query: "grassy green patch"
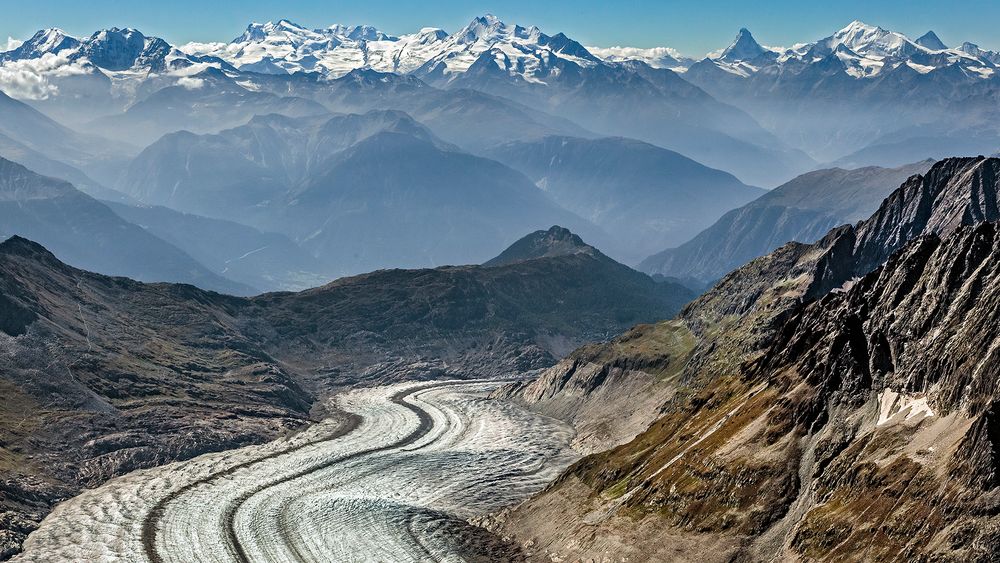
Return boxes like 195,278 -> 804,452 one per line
602,477 -> 630,499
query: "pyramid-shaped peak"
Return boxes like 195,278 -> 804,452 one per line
5,28 -> 80,58
273,19 -> 307,30
916,31 -> 948,51
31,28 -> 73,44
720,27 -> 766,62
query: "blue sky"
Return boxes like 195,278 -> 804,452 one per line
4,1 -> 998,56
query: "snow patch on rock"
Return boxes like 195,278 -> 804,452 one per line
877,389 -> 935,426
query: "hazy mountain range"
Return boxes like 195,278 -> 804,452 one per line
2,10 -> 1000,563
487,136 -> 764,260
0,17 -> 815,186
4,16 -> 994,178
641,159 -> 935,282
0,157 -> 251,293
0,14 -> 995,292
116,110 -> 608,276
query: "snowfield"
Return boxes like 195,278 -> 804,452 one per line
14,381 -> 578,562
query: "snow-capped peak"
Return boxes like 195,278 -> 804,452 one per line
183,18 -> 452,77
416,28 -> 449,42
821,20 -> 916,58
457,14 -> 507,44
75,27 -> 184,72
719,28 -> 767,62
1,28 -> 80,60
586,45 -> 687,69
237,22 -> 268,43
915,31 -> 947,51
32,28 -> 75,52
325,24 -> 396,42
411,14 -> 601,82
957,42 -> 1000,64
93,27 -> 141,39
235,20 -> 314,43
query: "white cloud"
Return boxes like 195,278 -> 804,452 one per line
4,37 -> 23,52
589,45 -> 683,59
177,76 -> 205,89
179,41 -> 228,56
0,52 -> 90,100
587,45 -> 689,68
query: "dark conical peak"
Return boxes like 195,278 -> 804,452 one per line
720,27 -> 766,62
916,30 -> 948,51
484,226 -> 596,267
0,235 -> 57,260
540,32 -> 600,62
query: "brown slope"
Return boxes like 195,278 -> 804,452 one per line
496,156 -> 1000,561
0,236 -> 311,559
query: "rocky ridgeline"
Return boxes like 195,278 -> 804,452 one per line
498,157 -> 1000,561
640,161 -> 933,284
810,156 -> 1000,296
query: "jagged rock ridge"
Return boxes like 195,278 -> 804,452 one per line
495,157 -> 1000,561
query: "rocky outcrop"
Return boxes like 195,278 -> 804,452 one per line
483,225 -> 594,267
810,156 -> 1000,295
498,233 -> 823,450
493,321 -> 698,452
0,236 -> 312,558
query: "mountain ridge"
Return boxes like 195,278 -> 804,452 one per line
491,156 -> 1000,562
117,109 -> 610,277
1,16 -> 817,186
641,160 -> 934,282
487,135 -> 765,260
0,157 -> 252,294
